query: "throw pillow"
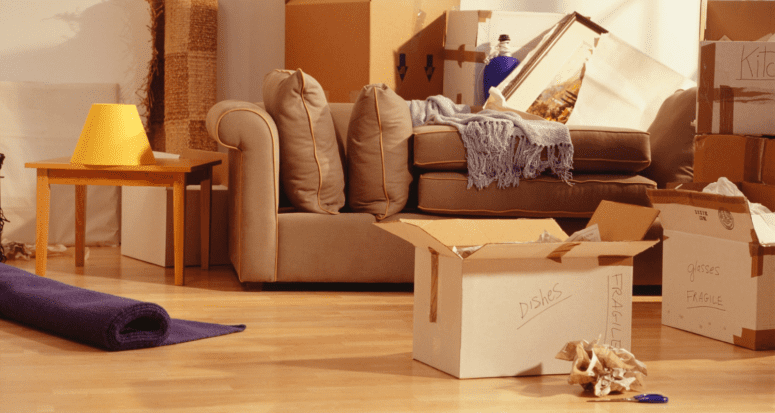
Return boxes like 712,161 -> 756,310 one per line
641,87 -> 697,188
347,84 -> 413,219
262,69 -> 345,214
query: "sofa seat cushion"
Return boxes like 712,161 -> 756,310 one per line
413,124 -> 651,174
417,172 -> 656,218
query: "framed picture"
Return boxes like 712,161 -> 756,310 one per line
497,12 -> 607,122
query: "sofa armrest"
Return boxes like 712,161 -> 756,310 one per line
206,100 -> 279,282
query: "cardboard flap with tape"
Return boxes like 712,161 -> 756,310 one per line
376,201 -> 658,262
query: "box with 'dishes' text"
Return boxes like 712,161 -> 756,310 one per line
376,201 -> 659,378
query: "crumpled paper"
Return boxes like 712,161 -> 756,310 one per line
534,224 -> 601,244
555,338 -> 647,397
701,177 -> 772,215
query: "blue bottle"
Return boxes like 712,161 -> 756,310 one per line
483,34 -> 520,102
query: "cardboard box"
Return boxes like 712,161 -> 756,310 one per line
697,1 -> 775,136
442,10 -> 564,106
286,0 -> 459,103
121,151 -> 229,268
375,201 -> 659,378
693,134 -> 768,183
649,183 -> 775,350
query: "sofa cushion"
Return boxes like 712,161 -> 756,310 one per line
413,124 -> 651,173
262,69 -> 345,214
347,84 -> 413,219
417,171 -> 656,218
641,87 -> 697,188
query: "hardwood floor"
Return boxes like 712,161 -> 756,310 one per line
2,247 -> 774,412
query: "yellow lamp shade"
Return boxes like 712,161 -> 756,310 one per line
70,104 -> 156,166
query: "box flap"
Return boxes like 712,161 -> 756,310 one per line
375,218 -> 568,257
648,188 -> 757,243
586,200 -> 659,241
395,218 -> 568,245
466,240 -> 658,260
375,221 -> 458,257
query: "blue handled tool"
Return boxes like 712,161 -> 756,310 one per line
588,394 -> 669,403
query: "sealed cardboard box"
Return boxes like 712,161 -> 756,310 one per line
649,183 -> 775,350
693,134 -> 768,183
286,0 -> 459,103
375,201 -> 658,378
442,10 -> 563,106
697,1 -> 775,135
121,151 -> 229,268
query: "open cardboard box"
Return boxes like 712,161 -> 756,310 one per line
375,201 -> 659,378
648,182 -> 775,350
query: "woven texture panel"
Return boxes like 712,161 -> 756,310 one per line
163,0 -> 218,153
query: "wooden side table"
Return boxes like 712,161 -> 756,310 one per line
25,157 -> 221,286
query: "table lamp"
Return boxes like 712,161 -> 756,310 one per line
70,104 -> 156,165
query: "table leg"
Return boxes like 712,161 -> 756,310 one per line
173,175 -> 186,286
35,169 -> 51,276
200,169 -> 212,270
75,185 -> 86,267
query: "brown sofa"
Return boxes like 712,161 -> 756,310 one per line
205,77 -> 696,286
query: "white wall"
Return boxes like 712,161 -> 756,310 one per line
458,0 -> 701,80
0,0 -> 152,246
217,0 -> 284,103
0,0 -> 153,110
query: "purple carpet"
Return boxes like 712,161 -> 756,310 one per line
0,263 -> 245,351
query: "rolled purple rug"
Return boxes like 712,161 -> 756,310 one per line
0,263 -> 245,351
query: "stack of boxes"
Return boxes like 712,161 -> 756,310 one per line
648,0 -> 775,350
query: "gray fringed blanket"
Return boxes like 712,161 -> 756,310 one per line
409,96 -> 573,189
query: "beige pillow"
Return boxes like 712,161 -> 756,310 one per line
347,84 -> 413,219
641,87 -> 697,188
262,69 -> 345,214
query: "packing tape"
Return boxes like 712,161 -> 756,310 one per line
697,43 -> 716,134
647,189 -> 749,214
444,45 -> 486,68
412,0 -> 426,37
748,243 -> 775,277
598,256 -> 633,267
429,247 -> 439,323
733,327 -> 775,351
546,242 -> 579,263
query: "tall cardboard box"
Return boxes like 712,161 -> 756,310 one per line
376,201 -> 658,378
286,0 -> 459,103
697,0 -> 775,135
442,10 -> 564,106
649,183 -> 775,350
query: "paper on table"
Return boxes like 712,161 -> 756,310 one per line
556,337 -> 648,397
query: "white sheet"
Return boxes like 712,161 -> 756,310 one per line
0,81 -> 121,246
566,33 -> 696,131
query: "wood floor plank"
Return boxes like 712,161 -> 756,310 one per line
1,247 -> 774,412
